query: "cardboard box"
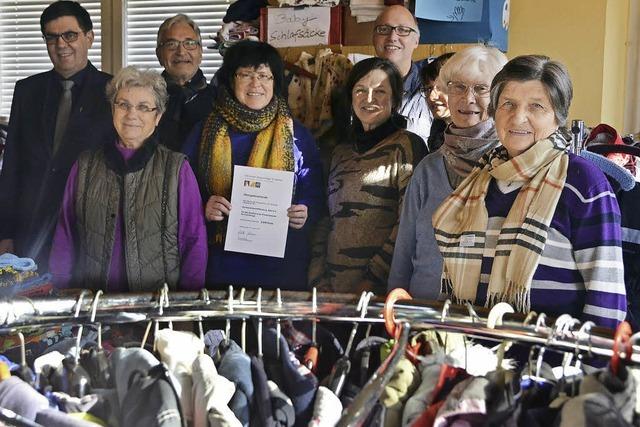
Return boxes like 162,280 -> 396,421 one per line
342,6 -> 376,46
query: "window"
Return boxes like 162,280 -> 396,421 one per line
124,0 -> 230,80
0,1 -> 102,117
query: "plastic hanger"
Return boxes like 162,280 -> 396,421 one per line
611,320 -> 633,378
384,288 -> 423,362
487,302 -> 515,369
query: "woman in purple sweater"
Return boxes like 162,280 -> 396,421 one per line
49,66 -> 207,292
433,55 -> 626,329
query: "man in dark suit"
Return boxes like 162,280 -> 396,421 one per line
0,1 -> 113,266
156,14 -> 215,151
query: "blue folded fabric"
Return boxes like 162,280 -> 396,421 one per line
0,253 -> 37,272
580,150 -> 637,191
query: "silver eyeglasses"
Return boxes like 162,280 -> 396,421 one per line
114,101 -> 158,114
447,81 -> 491,97
159,39 -> 201,50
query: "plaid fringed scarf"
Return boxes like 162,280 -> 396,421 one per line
432,132 -> 570,313
198,86 -> 295,243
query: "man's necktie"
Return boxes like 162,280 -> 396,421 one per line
52,79 -> 75,154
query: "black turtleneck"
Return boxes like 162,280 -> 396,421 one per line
352,114 -> 407,154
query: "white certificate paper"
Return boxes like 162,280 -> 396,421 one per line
224,165 -> 294,258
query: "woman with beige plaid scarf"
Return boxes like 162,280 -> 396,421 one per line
432,55 -> 626,329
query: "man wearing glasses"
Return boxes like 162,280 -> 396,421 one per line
156,14 -> 215,152
0,1 -> 112,265
373,5 -> 432,144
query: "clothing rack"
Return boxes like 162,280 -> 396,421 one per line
0,288 -> 639,426
0,289 -> 635,361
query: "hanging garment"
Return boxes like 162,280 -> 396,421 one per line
268,380 -> 296,427
119,363 -> 184,427
251,355 -> 276,427
381,357 -> 421,427
432,376 -> 491,426
156,329 -> 205,424
0,376 -> 49,421
308,385 -> 342,427
110,347 -> 163,406
51,390 -> 115,427
191,353 -> 241,427
555,364 -> 637,426
34,409 -> 102,427
263,328 -> 318,426
221,341 -> 254,427
287,49 -> 352,136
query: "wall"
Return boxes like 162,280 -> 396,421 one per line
508,0 -> 629,130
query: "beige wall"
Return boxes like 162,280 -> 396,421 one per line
508,0 -> 629,129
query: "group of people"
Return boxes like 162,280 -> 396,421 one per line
0,1 -> 630,330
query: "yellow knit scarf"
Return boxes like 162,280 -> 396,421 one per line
198,87 -> 295,243
432,132 -> 569,312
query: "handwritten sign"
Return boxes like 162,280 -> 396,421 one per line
416,0 -> 484,22
267,6 -> 331,47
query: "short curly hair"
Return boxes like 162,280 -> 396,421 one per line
106,66 -> 168,115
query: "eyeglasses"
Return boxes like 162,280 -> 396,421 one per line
43,31 -> 83,44
373,25 -> 417,37
235,71 -> 274,83
159,39 -> 201,50
447,81 -> 491,97
420,85 -> 436,97
114,101 -> 158,114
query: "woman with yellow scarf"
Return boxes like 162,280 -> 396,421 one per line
183,40 -> 324,290
433,55 -> 626,329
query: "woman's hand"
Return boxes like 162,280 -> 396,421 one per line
287,204 -> 308,229
205,196 -> 232,222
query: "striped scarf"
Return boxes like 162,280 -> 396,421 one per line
198,86 -> 294,243
432,132 -> 569,312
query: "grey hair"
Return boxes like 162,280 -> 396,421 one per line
106,66 -> 168,115
488,55 -> 573,126
156,13 -> 202,47
437,45 -> 508,92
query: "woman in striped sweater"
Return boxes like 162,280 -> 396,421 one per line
432,55 -> 626,329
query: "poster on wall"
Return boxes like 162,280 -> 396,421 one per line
266,6 -> 331,48
417,0 -> 509,52
416,0 -> 484,22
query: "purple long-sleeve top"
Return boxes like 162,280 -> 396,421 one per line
49,143 -> 207,291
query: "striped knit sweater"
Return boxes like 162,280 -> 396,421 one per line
309,122 -> 426,294
453,153 -> 626,329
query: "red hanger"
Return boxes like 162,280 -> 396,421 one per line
611,320 -> 632,377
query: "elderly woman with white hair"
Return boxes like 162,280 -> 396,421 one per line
49,66 -> 207,292
388,45 -> 508,299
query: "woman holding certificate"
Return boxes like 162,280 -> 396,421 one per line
183,40 -> 324,290
308,57 -> 427,295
